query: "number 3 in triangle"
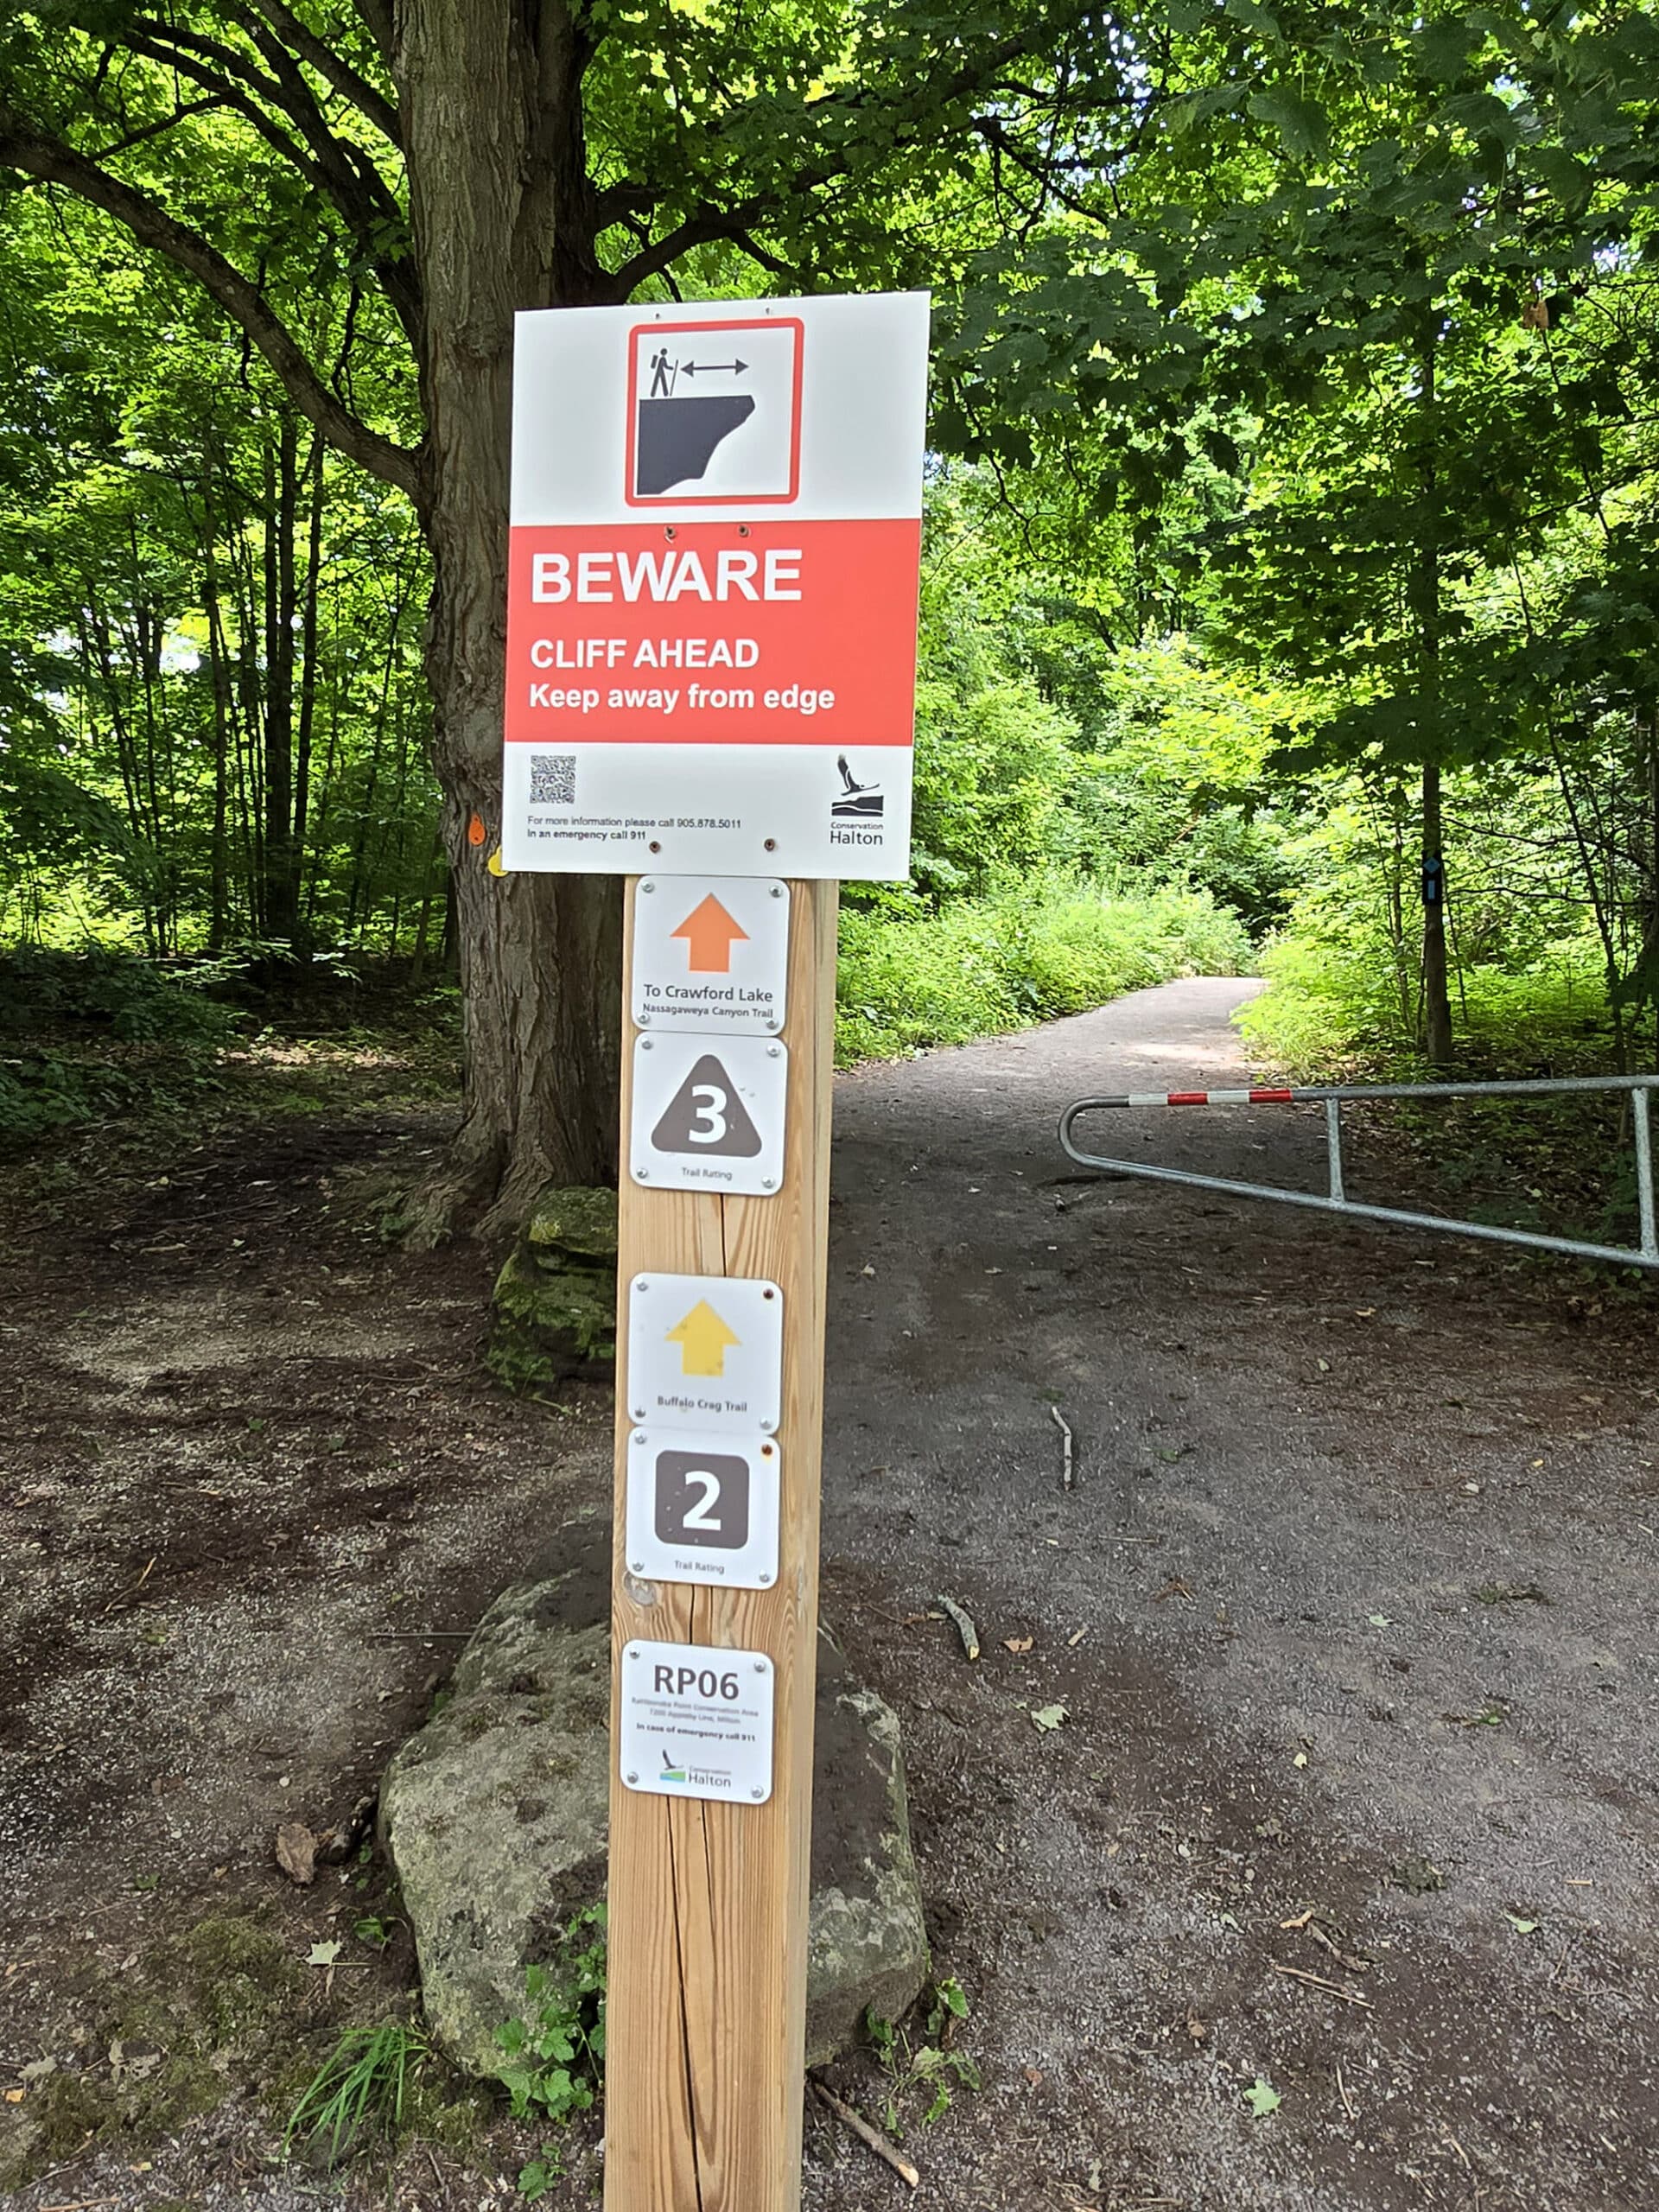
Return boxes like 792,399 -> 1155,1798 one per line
651,1052 -> 762,1157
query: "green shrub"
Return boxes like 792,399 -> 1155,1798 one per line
836,880 -> 1249,1064
0,946 -> 236,1149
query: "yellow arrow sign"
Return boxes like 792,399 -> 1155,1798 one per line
665,1300 -> 741,1377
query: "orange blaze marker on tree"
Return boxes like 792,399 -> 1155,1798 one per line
467,811 -> 487,846
671,893 -> 748,973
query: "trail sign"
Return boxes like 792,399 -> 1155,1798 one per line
630,1034 -> 787,1192
502,290 -> 928,880
619,1640 -> 775,1805
632,875 -> 790,1033
626,1430 -> 781,1589
626,1271 -> 784,1431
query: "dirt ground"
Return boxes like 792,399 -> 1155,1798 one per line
3,978 -> 1657,2211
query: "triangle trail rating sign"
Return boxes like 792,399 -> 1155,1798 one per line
630,1033 -> 786,1193
652,1052 -> 764,1157
632,875 -> 790,1034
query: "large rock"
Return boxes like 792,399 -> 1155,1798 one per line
486,1185 -> 618,1393
380,1529 -> 928,2075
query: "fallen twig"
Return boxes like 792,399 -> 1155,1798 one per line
1269,1961 -> 1374,2010
100,1555 -> 156,1616
1051,1403 -> 1075,1491
1336,2062 -> 1357,2120
936,1593 -> 979,1662
809,2078 -> 919,2188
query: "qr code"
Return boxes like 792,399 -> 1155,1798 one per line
530,753 -> 577,805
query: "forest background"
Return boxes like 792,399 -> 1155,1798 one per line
3,0 -> 1658,1242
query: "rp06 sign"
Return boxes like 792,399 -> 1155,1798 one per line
502,292 -> 928,882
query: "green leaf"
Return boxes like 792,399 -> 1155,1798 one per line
1247,90 -> 1330,161
1243,2075 -> 1282,2118
1029,1704 -> 1069,1732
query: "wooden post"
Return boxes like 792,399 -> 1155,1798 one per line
605,875 -> 839,2212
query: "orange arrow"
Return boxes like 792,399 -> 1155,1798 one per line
671,893 -> 748,974
665,1300 -> 742,1377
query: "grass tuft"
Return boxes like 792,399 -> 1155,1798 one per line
284,2018 -> 429,2166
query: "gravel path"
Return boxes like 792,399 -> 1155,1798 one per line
810,977 -> 1659,2212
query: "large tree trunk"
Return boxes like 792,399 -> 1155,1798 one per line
1414,312 -> 1454,1069
395,0 -> 622,1241
1421,760 -> 1453,1067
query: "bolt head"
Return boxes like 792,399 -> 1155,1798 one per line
642,880 -> 656,893
761,1177 -> 775,1191
636,1166 -> 651,1179
769,884 -> 783,898
759,1572 -> 773,1584
751,1787 -> 765,1800
626,1771 -> 639,1784
767,1044 -> 782,1058
640,1038 -> 653,1050
629,1560 -> 645,1573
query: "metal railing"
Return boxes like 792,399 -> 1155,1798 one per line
1058,1073 -> 1659,1273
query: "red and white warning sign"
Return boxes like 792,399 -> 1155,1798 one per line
501,292 -> 928,881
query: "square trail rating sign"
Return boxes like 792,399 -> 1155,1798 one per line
630,1033 -> 787,1194
501,290 -> 928,880
632,875 -> 790,1034
626,1272 -> 784,1433
620,1640 -> 774,1804
626,1429 -> 781,1589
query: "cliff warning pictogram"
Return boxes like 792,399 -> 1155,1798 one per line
626,316 -> 803,504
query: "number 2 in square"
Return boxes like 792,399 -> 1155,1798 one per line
655,1449 -> 750,1550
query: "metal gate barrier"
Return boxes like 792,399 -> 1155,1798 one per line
1058,1073 -> 1659,1273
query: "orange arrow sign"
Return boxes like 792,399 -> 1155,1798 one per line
666,1300 -> 742,1377
671,893 -> 749,974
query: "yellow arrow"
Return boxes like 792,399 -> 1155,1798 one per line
665,1300 -> 741,1377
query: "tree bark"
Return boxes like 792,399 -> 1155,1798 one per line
1414,314 -> 1454,1069
1420,760 -> 1452,1066
392,0 -> 621,1240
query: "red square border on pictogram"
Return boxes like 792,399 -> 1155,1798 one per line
624,317 -> 804,508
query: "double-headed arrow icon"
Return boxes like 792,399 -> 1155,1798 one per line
678,358 -> 748,378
